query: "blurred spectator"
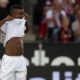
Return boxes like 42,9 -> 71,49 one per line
62,0 -> 75,26
74,4 -> 80,13
72,7 -> 80,42
45,5 -> 53,41
0,0 -> 9,8
62,0 -> 73,16
46,0 -> 68,42
0,0 -> 9,20
39,0 -> 52,40
39,19 -> 47,40
76,0 -> 80,5
67,0 -> 75,5
58,17 -> 72,43
43,0 -> 52,14
39,0 -> 69,42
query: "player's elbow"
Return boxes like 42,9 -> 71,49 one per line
25,26 -> 29,33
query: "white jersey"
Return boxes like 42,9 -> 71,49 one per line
0,18 -> 26,47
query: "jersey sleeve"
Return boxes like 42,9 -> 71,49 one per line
0,23 -> 7,33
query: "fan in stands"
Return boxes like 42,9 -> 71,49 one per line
0,0 -> 9,8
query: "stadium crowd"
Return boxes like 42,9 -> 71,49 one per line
38,0 -> 80,43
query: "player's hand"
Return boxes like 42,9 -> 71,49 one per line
24,13 -> 29,19
4,15 -> 14,21
0,15 -> 14,27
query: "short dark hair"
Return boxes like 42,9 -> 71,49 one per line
9,4 -> 23,14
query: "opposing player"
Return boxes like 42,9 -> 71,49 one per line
0,4 -> 29,80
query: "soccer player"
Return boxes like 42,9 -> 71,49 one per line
0,4 -> 29,80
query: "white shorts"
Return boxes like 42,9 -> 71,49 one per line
0,55 -> 27,80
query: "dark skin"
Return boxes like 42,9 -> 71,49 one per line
0,9 -> 29,33
11,9 -> 25,19
0,16 -> 14,27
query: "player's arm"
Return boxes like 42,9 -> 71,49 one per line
25,20 -> 29,33
0,15 -> 14,27
0,19 -> 7,27
24,13 -> 29,33
0,19 -> 8,32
